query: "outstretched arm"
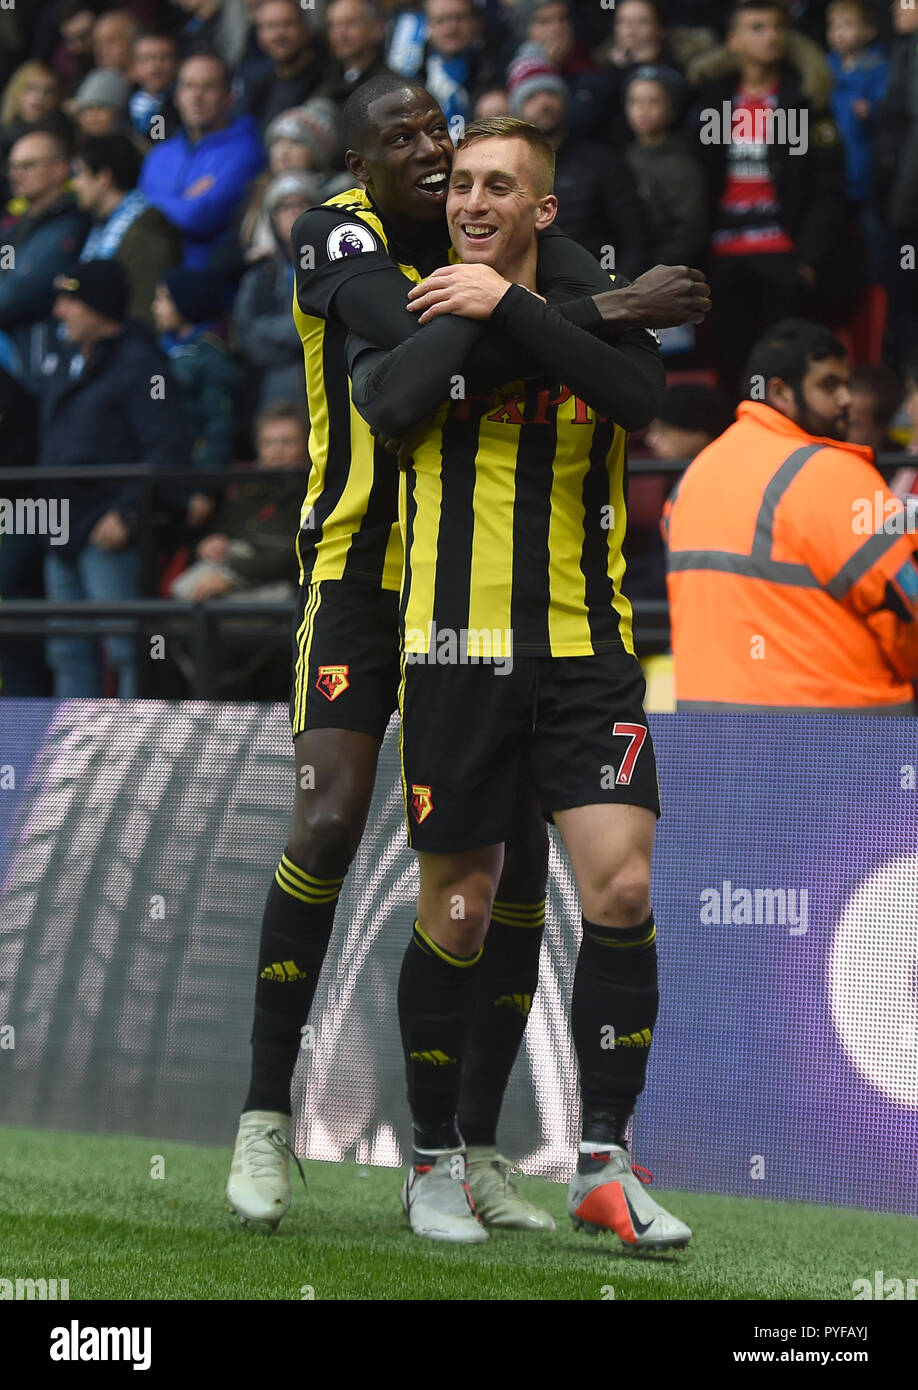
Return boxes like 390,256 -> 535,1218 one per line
349,265 -> 665,438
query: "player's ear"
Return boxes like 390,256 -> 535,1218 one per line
346,149 -> 369,184
535,193 -> 558,232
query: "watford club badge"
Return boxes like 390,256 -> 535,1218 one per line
316,665 -> 350,701
410,785 -> 433,823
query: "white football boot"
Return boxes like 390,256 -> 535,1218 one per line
227,1110 -> 304,1231
568,1146 -> 692,1251
465,1146 -> 555,1231
401,1150 -> 489,1243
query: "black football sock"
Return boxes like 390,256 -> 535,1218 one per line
570,913 -> 658,1166
457,899 -> 546,1146
243,851 -> 343,1114
398,921 -> 482,1153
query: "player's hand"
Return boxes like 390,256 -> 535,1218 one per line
596,265 -> 711,328
90,510 -> 130,551
372,425 -> 426,470
407,264 -> 512,323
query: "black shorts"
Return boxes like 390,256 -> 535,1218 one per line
399,649 -> 660,853
289,579 -> 400,741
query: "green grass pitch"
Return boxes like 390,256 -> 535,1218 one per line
2,1126 -> 914,1301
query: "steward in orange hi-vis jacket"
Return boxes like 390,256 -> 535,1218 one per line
662,338 -> 918,711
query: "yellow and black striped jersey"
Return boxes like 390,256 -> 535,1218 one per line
348,281 -> 665,659
401,376 -> 634,659
292,188 -> 456,591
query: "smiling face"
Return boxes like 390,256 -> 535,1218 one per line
446,134 -> 557,277
347,87 -> 453,222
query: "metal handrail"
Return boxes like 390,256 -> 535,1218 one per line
2,453 -> 911,695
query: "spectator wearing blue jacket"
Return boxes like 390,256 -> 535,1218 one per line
826,0 -> 889,276
39,260 -> 194,697
139,53 -> 265,270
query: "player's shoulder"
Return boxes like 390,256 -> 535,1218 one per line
292,190 -> 387,266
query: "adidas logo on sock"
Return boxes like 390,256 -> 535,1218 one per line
409,1049 -> 457,1065
260,960 -> 309,982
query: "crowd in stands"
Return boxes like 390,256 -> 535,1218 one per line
1,0 -> 918,703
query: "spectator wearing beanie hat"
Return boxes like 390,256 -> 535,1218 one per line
153,267 -> 239,522
73,67 -> 132,140
270,101 -> 339,173
267,100 -> 350,199
514,0 -> 611,139
38,259 -> 194,698
234,170 -> 318,410
508,43 -> 649,278
232,102 -> 345,269
624,64 -> 708,267
507,43 -> 569,116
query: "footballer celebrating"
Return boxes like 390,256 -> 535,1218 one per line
227,74 -> 709,1236
349,117 -> 692,1249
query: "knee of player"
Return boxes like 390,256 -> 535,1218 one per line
589,863 -> 652,925
288,807 -> 358,878
430,912 -> 489,958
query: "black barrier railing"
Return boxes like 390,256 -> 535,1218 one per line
0,457 -> 910,697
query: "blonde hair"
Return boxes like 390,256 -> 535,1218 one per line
457,117 -> 555,196
1,61 -> 60,128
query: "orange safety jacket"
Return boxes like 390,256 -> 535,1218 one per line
662,401 -> 918,711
